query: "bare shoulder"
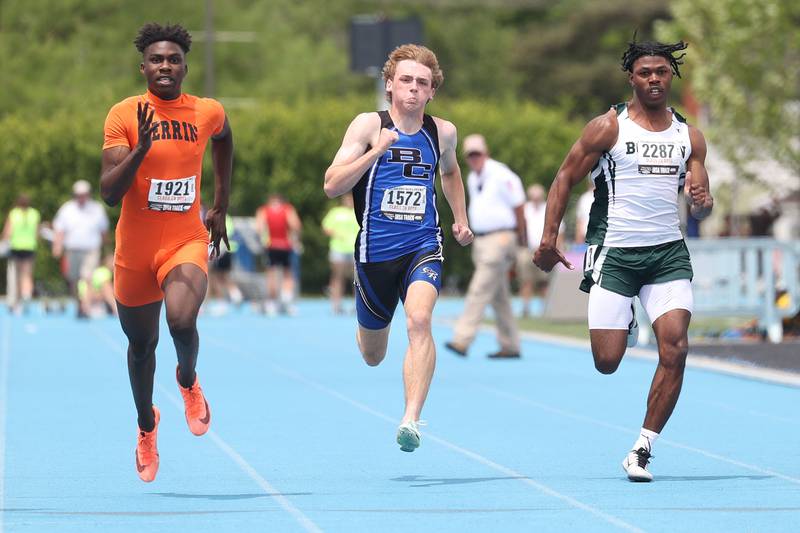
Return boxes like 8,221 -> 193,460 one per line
582,109 -> 618,148
583,107 -> 619,137
431,116 -> 457,149
351,111 -> 381,131
688,124 -> 707,152
343,112 -> 381,143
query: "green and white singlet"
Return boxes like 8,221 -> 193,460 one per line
585,103 -> 691,248
580,104 -> 694,297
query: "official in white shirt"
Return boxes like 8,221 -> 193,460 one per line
516,184 -> 563,317
53,180 -> 109,317
446,134 -> 526,359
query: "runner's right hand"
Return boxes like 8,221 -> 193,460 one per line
533,243 -> 573,272
136,102 -> 157,153
375,128 -> 399,154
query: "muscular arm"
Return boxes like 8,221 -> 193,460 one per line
100,102 -> 156,207
99,145 -> 148,207
205,117 -> 234,256
210,117 -> 233,212
541,111 -> 617,248
685,126 -> 713,220
436,119 -> 468,226
324,113 -> 386,198
533,110 -> 617,271
435,117 -> 473,246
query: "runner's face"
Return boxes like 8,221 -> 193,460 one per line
630,55 -> 672,109
387,60 -> 435,112
140,41 -> 187,99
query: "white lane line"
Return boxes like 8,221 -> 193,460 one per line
0,315 -> 11,533
90,326 -> 323,533
704,401 -> 799,424
477,384 -> 800,486
205,337 -> 646,533
455,322 -> 800,388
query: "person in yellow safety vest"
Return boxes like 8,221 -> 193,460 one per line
78,254 -> 117,317
2,194 -> 41,314
322,194 -> 360,314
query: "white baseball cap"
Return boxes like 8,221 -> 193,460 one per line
462,134 -> 488,155
73,180 -> 91,195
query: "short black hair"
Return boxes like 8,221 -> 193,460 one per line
621,34 -> 688,78
134,23 -> 192,54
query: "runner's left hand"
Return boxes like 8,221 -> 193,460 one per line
685,170 -> 713,218
205,207 -> 230,260
452,223 -> 474,246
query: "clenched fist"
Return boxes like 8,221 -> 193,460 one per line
452,223 -> 474,246
375,128 -> 400,154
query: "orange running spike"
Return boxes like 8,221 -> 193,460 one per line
135,406 -> 160,482
177,366 -> 211,436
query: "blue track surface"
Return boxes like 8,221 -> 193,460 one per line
1,299 -> 799,532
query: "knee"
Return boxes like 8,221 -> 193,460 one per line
660,338 -> 688,371
356,331 -> 386,367
593,350 -> 624,375
361,351 -> 385,367
167,312 -> 197,338
406,309 -> 432,338
128,335 -> 158,362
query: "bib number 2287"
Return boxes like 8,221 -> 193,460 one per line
147,176 -> 196,212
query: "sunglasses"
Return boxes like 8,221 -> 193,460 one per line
465,151 -> 485,159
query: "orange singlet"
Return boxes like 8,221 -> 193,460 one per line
103,90 -> 226,306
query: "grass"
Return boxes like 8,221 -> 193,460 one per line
496,315 -> 756,341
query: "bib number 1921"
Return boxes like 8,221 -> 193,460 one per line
147,175 -> 197,212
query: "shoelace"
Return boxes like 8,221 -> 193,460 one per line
406,420 -> 427,434
138,430 -> 157,462
634,447 -> 652,468
182,384 -> 206,419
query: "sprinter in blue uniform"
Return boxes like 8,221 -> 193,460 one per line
324,44 -> 473,452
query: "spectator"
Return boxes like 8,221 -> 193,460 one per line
445,134 -> 526,359
2,194 -> 41,314
78,254 -> 116,317
321,194 -> 359,314
516,184 -> 563,317
255,193 -> 302,316
52,180 -> 109,318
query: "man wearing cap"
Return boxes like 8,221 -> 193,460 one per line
53,179 -> 110,317
445,134 -> 526,358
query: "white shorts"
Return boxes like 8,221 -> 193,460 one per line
587,279 -> 694,330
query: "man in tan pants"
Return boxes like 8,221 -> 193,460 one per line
446,134 -> 526,359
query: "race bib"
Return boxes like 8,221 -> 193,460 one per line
147,176 -> 196,212
637,142 -> 683,176
380,185 -> 426,222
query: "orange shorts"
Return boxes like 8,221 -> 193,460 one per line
114,222 -> 209,307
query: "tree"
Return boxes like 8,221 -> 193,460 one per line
658,0 -> 800,173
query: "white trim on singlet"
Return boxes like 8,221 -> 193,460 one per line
591,246 -> 609,284
358,158 -> 381,263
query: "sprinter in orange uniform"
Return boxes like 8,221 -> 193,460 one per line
100,23 -> 233,482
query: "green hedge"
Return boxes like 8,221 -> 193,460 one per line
0,97 -> 580,295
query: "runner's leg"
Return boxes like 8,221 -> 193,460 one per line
162,263 -> 207,388
118,299 -> 162,431
401,280 -> 438,423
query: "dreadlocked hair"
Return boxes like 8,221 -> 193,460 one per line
620,36 -> 688,78
134,23 -> 192,54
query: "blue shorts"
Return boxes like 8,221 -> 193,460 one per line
354,246 -> 443,330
